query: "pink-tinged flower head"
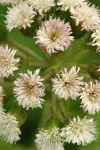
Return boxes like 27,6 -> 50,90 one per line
70,3 -> 100,31
14,69 -> 45,110
35,18 -> 74,55
80,81 -> 100,114
0,45 -> 20,78
52,66 -> 83,100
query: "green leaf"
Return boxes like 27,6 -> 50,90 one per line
7,29 -> 49,63
87,61 -> 100,79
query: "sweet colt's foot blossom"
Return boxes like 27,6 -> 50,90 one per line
14,69 -> 45,110
35,128 -> 64,150
35,18 -> 74,55
91,24 -> 100,52
80,81 -> 100,114
60,116 -> 97,145
0,45 -> 20,78
0,112 -> 21,144
57,0 -> 86,11
52,66 -> 83,100
27,0 -> 55,15
70,3 -> 100,31
5,1 -> 36,31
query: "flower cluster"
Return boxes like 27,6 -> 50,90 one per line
52,66 -> 100,115
0,50 -> 99,145
0,0 -> 100,148
3,0 -> 100,53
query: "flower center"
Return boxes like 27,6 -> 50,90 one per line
50,29 -> 58,42
64,81 -> 70,87
89,92 -> 95,97
88,91 -> 97,100
27,84 -> 34,92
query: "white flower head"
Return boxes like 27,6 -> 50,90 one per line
5,1 -> 36,31
0,0 -> 21,5
80,81 -> 100,114
14,69 -> 45,110
60,116 -> 97,145
91,24 -> 100,52
52,66 -> 83,100
0,86 -> 5,106
0,45 -> 20,78
35,18 -> 74,55
70,3 -> 100,31
27,0 -> 55,15
0,112 -> 21,144
35,128 -> 64,150
57,0 -> 86,11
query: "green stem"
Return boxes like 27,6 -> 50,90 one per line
51,94 -> 57,116
58,100 -> 70,122
58,102 -> 67,121
51,94 -> 70,123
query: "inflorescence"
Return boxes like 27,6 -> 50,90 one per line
0,0 -> 100,149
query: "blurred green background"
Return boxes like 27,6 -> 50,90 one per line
0,0 -> 100,150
